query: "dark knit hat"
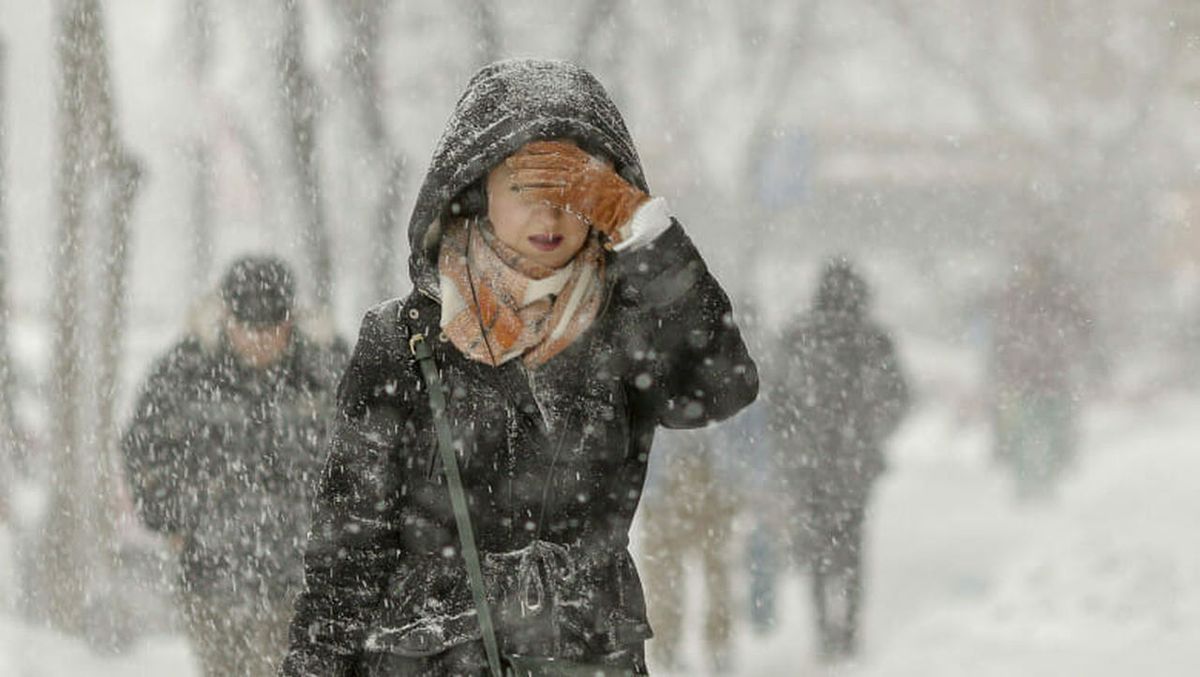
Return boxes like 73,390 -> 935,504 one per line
220,255 -> 296,326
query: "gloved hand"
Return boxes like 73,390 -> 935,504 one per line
506,140 -> 649,244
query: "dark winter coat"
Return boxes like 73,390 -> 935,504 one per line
772,269 -> 910,507
121,330 -> 345,596
282,59 -> 759,675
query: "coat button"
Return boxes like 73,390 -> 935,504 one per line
438,332 -> 449,342
408,308 -> 420,320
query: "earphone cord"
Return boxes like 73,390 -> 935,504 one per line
465,216 -> 500,366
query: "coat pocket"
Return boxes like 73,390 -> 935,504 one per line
363,557 -> 481,657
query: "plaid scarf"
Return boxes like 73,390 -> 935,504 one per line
438,218 -> 606,367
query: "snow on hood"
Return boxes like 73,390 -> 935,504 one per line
407,58 -> 649,296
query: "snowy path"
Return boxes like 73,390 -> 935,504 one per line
3,394 -> 1199,675
854,395 -> 1200,677
716,394 -> 1200,676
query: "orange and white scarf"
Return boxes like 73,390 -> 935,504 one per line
438,218 -> 606,367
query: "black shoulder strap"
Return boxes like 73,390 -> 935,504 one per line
408,333 -> 505,677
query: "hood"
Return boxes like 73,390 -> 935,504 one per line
815,257 -> 870,316
407,58 -> 648,295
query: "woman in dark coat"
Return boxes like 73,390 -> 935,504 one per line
281,59 -> 758,676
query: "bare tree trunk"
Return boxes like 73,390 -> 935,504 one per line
335,0 -> 407,304
572,0 -> 614,65
44,0 -> 91,633
372,159 -> 406,302
43,0 -> 143,637
91,21 -> 144,567
462,0 -> 501,66
724,0 -> 822,292
571,0 -> 629,105
93,153 -> 142,569
0,41 -> 18,515
278,0 -> 334,315
186,0 -> 214,294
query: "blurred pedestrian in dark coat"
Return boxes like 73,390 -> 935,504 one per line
122,256 -> 346,677
773,257 -> 910,661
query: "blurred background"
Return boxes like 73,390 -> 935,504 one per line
1,1 -> 1199,675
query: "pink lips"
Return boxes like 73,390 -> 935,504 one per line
528,234 -> 564,252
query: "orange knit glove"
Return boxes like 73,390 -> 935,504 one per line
506,141 -> 649,244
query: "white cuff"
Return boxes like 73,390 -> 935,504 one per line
613,197 -> 673,252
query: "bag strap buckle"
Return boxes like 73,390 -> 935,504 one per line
410,332 -> 438,363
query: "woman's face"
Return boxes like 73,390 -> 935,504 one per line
486,147 -> 590,269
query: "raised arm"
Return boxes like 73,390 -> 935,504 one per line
613,221 -> 759,429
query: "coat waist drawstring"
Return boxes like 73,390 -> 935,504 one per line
514,539 -> 573,616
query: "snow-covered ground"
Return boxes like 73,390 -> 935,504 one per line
711,392 -> 1200,677
854,393 -> 1200,677
2,392 -> 1199,676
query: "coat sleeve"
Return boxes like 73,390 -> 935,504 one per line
611,221 -> 759,429
120,342 -> 203,535
283,305 -> 413,675
866,329 -> 911,442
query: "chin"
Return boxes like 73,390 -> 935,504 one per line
519,248 -> 566,269
541,256 -> 573,269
